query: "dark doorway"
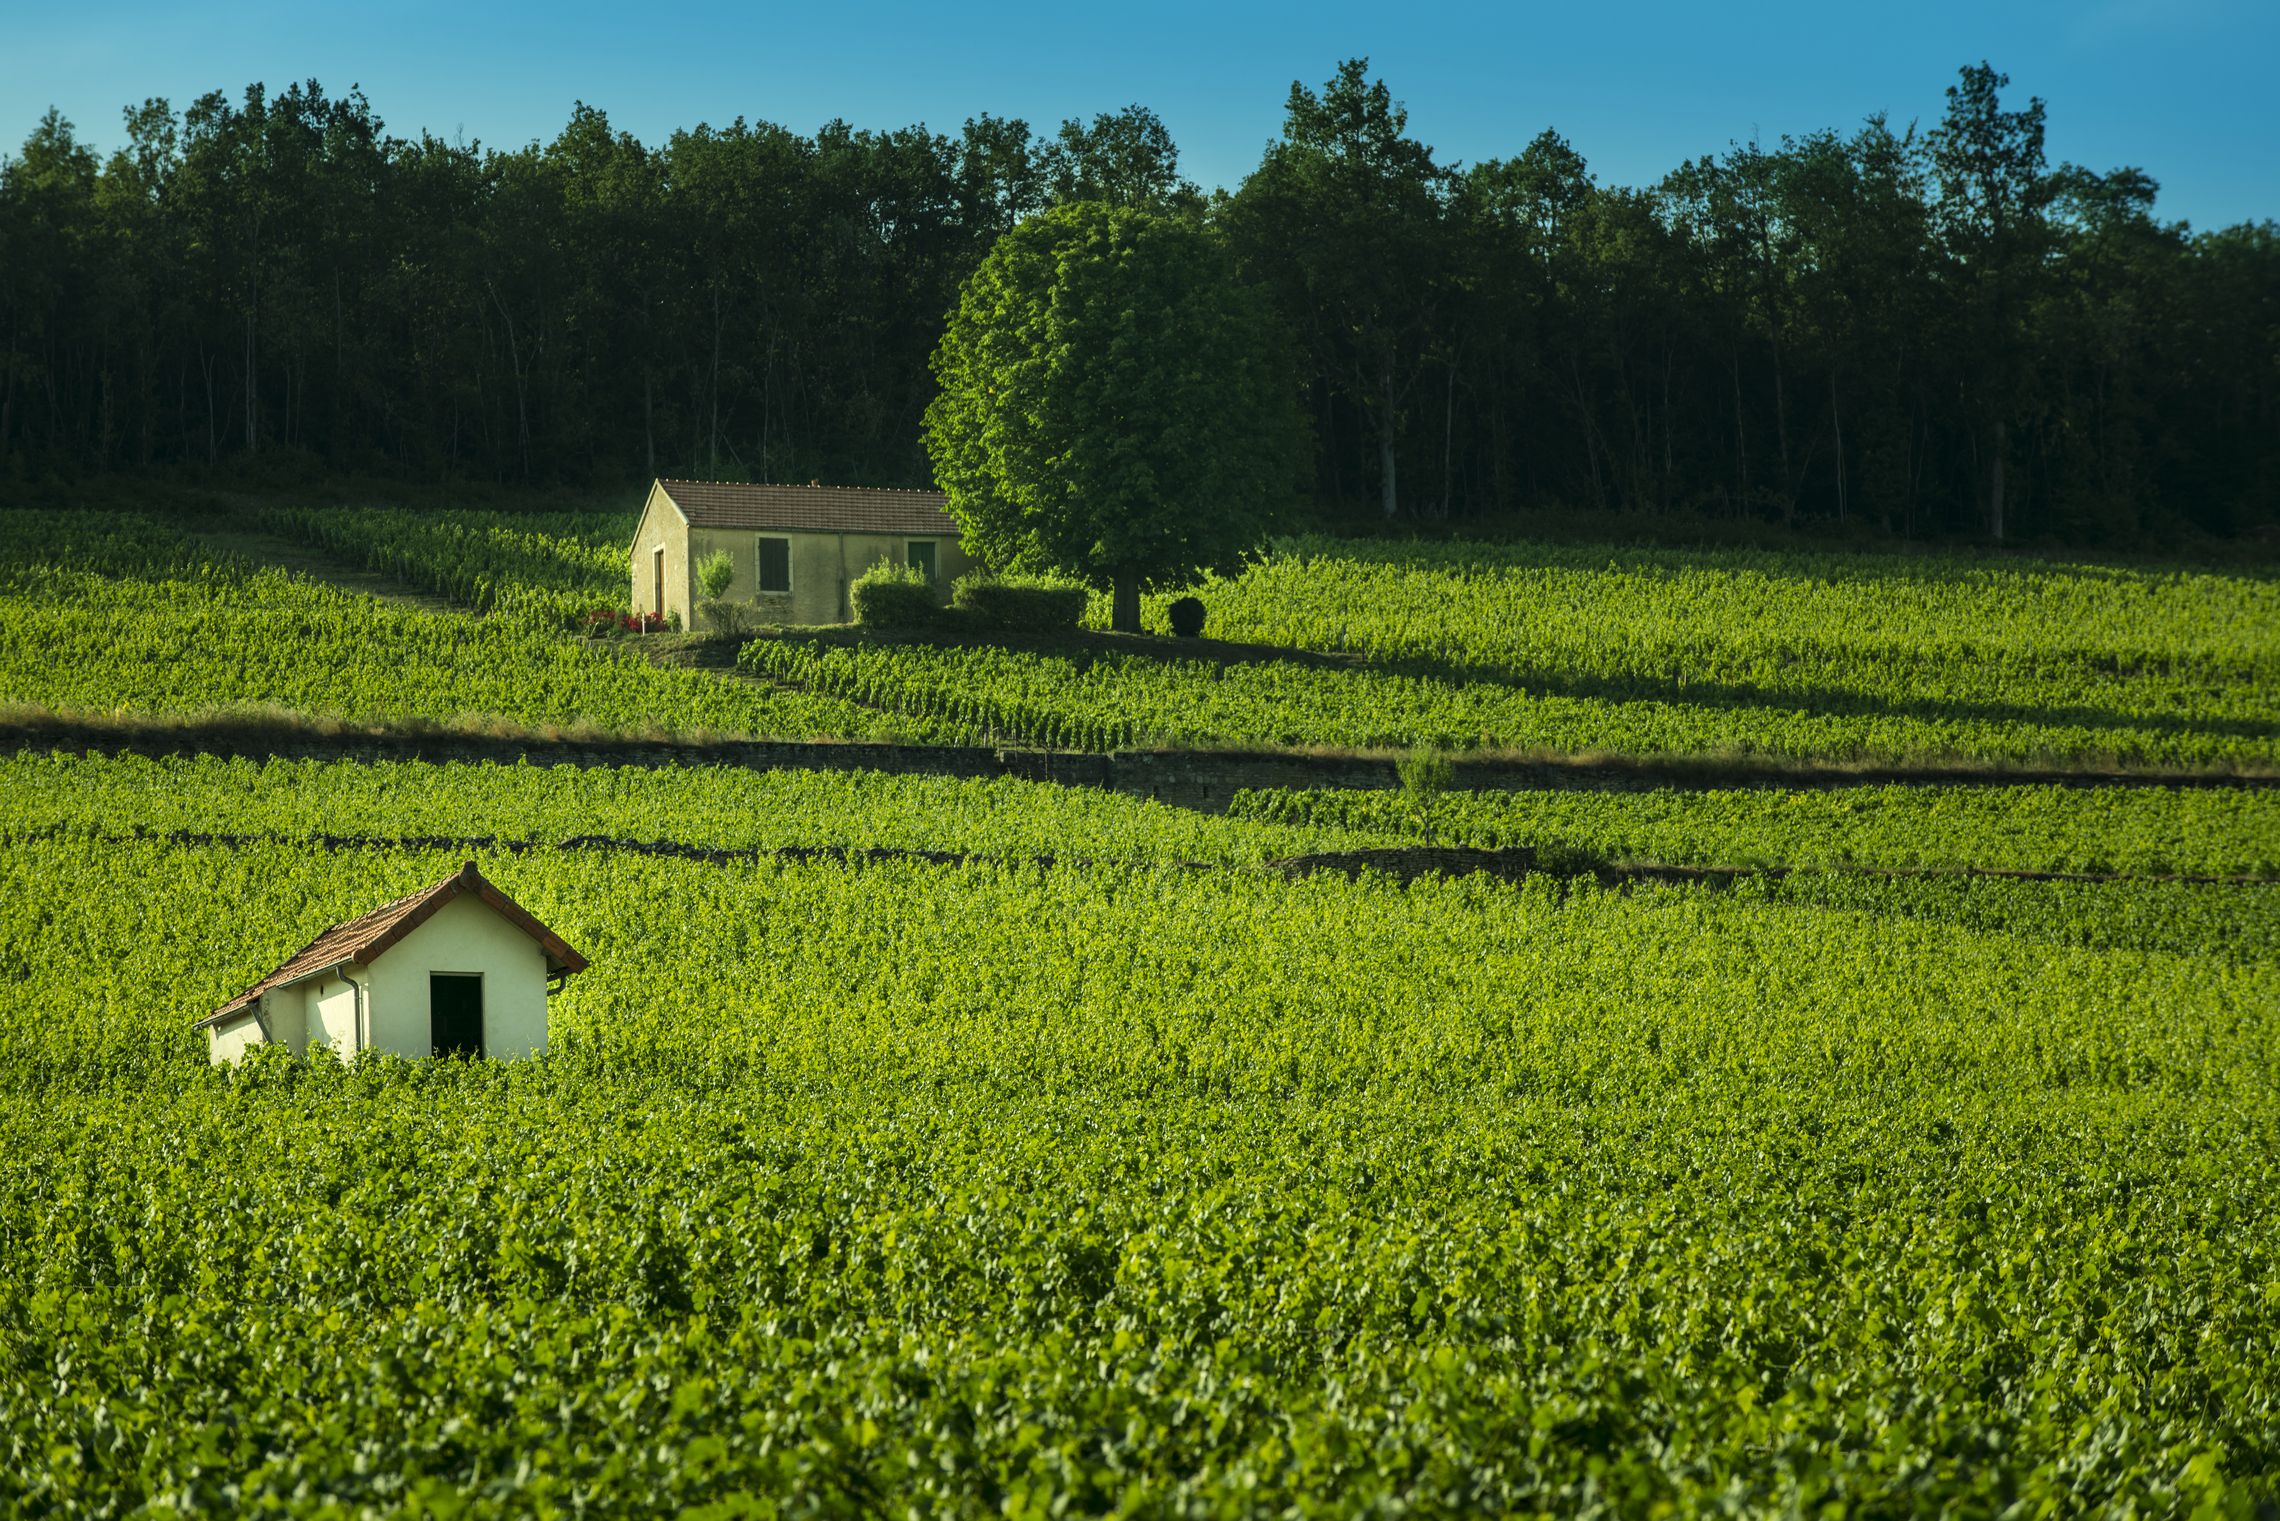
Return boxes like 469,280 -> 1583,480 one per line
430,973 -> 485,1059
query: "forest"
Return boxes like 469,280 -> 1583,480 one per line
1,59 -> 2273,547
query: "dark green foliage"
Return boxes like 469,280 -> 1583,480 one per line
849,561 -> 945,629
1396,746 -> 1454,802
951,574 -> 1088,632
1166,595 -> 1206,638
925,203 -> 1302,631
1,68 -> 2274,543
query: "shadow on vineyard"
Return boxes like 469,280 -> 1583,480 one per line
754,622 -> 2280,747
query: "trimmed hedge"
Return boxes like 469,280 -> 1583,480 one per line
1167,596 -> 1207,638
953,575 -> 1089,632
851,564 -> 945,628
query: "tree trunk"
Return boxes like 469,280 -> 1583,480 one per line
1440,360 -> 1456,518
1730,346 -> 1747,507
1989,415 -> 2007,543
1379,362 -> 1398,520
1111,574 -> 1142,635
244,302 -> 258,453
709,286 -> 723,476
1830,371 -> 1847,525
487,280 -> 531,481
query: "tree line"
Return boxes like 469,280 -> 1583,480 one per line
2,61 -> 2273,545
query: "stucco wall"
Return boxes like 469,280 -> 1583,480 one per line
259,984 -> 309,1055
688,527 -> 803,626
206,1007 -> 267,1064
629,485 -> 692,628
363,893 -> 552,1060
678,529 -> 975,629
310,974 -> 358,1053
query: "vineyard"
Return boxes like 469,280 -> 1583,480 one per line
0,512 -> 965,744
1232,780 -> 2280,878
250,503 -> 2280,772
255,504 -> 630,629
740,629 -> 2280,769
3,502 -> 2277,1513
3,768 -> 2276,1510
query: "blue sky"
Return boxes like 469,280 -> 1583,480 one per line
4,0 -> 2274,229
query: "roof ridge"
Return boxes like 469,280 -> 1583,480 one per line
659,478 -> 944,493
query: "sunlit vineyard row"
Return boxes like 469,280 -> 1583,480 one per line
0,752 -> 1390,867
0,513 -> 966,743
2,829 -> 2274,1512
1126,535 -> 2280,729
256,504 -> 630,628
1233,780 -> 2280,878
742,632 -> 2280,769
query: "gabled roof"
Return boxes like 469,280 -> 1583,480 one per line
200,861 -> 587,1030
651,479 -> 958,537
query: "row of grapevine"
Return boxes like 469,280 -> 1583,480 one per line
0,752 -> 1398,866
1231,781 -> 2280,879
1122,534 -> 2280,732
256,504 -> 633,628
745,631 -> 2280,769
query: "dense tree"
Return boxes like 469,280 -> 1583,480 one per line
925,204 -> 1300,632
1038,105 -> 1197,212
1927,62 -> 2055,542
1,64 -> 2273,550
1226,61 -> 1452,519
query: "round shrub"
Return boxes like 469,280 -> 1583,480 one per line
850,562 -> 944,628
1167,596 -> 1207,639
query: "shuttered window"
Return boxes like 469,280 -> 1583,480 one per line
757,537 -> 791,593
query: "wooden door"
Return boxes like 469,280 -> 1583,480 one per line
652,547 -> 665,616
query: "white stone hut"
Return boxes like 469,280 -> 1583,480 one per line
628,478 -> 975,630
198,861 -> 586,1065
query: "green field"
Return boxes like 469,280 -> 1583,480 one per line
0,512 -> 962,743
3,506 -> 2278,1513
261,502 -> 2280,769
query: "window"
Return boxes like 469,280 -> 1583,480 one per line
907,540 -> 937,582
757,536 -> 792,593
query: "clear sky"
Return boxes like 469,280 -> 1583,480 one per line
4,0 -> 2274,230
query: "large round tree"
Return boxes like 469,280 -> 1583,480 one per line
925,203 -> 1301,633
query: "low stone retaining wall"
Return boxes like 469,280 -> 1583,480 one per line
6,719 -> 2267,811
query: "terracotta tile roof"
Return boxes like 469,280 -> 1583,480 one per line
655,479 -> 959,537
200,861 -> 587,1030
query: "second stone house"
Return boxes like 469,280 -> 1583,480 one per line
628,478 -> 975,630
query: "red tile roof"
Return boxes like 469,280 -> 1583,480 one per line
200,861 -> 587,1030
655,479 -> 959,537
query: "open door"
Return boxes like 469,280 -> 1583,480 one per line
430,973 -> 485,1059
652,546 -> 666,617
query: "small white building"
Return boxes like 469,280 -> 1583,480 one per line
198,861 -> 587,1064
628,479 -> 977,630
